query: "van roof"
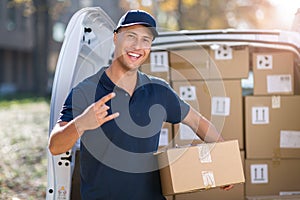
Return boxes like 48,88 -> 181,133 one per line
152,29 -> 300,57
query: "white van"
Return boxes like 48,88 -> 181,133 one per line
46,7 -> 300,200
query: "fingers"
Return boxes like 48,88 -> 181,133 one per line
94,92 -> 119,125
102,112 -> 120,124
95,109 -> 119,125
220,184 -> 234,191
95,104 -> 110,118
95,92 -> 116,108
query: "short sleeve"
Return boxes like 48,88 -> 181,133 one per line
58,88 -> 89,123
164,83 -> 190,124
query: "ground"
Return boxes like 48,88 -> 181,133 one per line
0,98 -> 50,200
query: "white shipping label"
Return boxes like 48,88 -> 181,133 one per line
198,145 -> 212,163
159,128 -> 169,146
211,97 -> 230,116
279,191 -> 300,196
267,74 -> 292,93
252,106 -> 269,124
256,55 -> 273,69
280,130 -> 300,148
250,164 -> 268,184
202,171 -> 216,188
179,86 -> 196,101
214,45 -> 233,60
150,51 -> 169,72
179,123 -> 200,140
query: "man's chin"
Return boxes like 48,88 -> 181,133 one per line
126,61 -> 143,70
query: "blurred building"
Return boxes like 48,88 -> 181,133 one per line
0,0 -> 123,96
0,0 -> 42,95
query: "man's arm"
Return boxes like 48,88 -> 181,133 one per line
48,92 -> 119,155
181,106 -> 224,143
48,121 -> 80,155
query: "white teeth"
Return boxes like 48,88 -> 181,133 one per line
128,52 -> 140,58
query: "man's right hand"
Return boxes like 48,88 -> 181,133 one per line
74,92 -> 119,137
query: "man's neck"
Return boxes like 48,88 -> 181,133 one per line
105,64 -> 138,96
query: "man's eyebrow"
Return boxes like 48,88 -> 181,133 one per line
142,35 -> 152,41
126,30 -> 153,39
125,30 -> 138,35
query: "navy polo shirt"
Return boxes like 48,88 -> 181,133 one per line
59,67 -> 190,200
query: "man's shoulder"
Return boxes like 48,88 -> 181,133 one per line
75,67 -> 106,89
138,70 -> 169,86
71,67 -> 107,101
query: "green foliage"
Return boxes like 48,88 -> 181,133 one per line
0,94 -> 50,108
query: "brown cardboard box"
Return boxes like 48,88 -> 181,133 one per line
252,51 -> 294,95
172,80 -> 244,149
246,195 -> 300,200
158,122 -> 174,149
175,184 -> 245,200
165,195 -> 174,200
295,63 -> 300,95
175,151 -> 245,200
245,159 -> 300,196
170,45 -> 249,81
156,140 -> 245,196
245,95 -> 300,159
140,51 -> 170,82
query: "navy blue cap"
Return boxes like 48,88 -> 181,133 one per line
114,10 -> 158,38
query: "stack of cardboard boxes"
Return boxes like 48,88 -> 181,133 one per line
170,45 -> 247,200
244,49 -> 300,199
140,52 -> 173,151
141,44 -> 248,199
141,43 -> 300,199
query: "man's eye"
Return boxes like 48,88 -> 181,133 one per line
127,34 -> 135,39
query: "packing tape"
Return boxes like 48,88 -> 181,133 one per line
201,171 -> 216,188
198,145 -> 212,163
272,96 -> 281,109
272,148 -> 281,167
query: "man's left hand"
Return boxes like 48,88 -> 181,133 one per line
220,184 -> 234,191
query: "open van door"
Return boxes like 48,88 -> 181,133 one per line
46,7 -> 115,200
46,6 -> 300,200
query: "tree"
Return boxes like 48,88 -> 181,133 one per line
148,0 -> 278,31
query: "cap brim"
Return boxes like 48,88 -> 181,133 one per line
117,22 -> 158,38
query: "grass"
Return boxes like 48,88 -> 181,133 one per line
0,94 -> 50,199
0,93 -> 50,107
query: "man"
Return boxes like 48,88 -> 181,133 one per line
48,10 -> 232,200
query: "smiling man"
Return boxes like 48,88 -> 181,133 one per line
48,10 -> 231,200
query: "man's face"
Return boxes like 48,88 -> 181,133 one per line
113,24 -> 153,70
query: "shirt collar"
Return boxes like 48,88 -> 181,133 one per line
99,67 -> 148,92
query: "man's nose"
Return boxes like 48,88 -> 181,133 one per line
131,38 -> 144,49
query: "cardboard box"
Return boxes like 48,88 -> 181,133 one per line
252,51 -> 294,95
245,159 -> 300,196
156,140 -> 245,196
165,195 -> 174,200
170,45 -> 249,81
158,122 -> 174,149
175,151 -> 245,200
172,80 -> 244,149
246,195 -> 300,200
175,184 -> 245,200
295,63 -> 300,95
245,95 -> 300,159
140,51 -> 170,82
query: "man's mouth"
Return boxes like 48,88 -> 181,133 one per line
127,52 -> 142,60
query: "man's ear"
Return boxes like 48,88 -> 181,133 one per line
113,32 -> 118,45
